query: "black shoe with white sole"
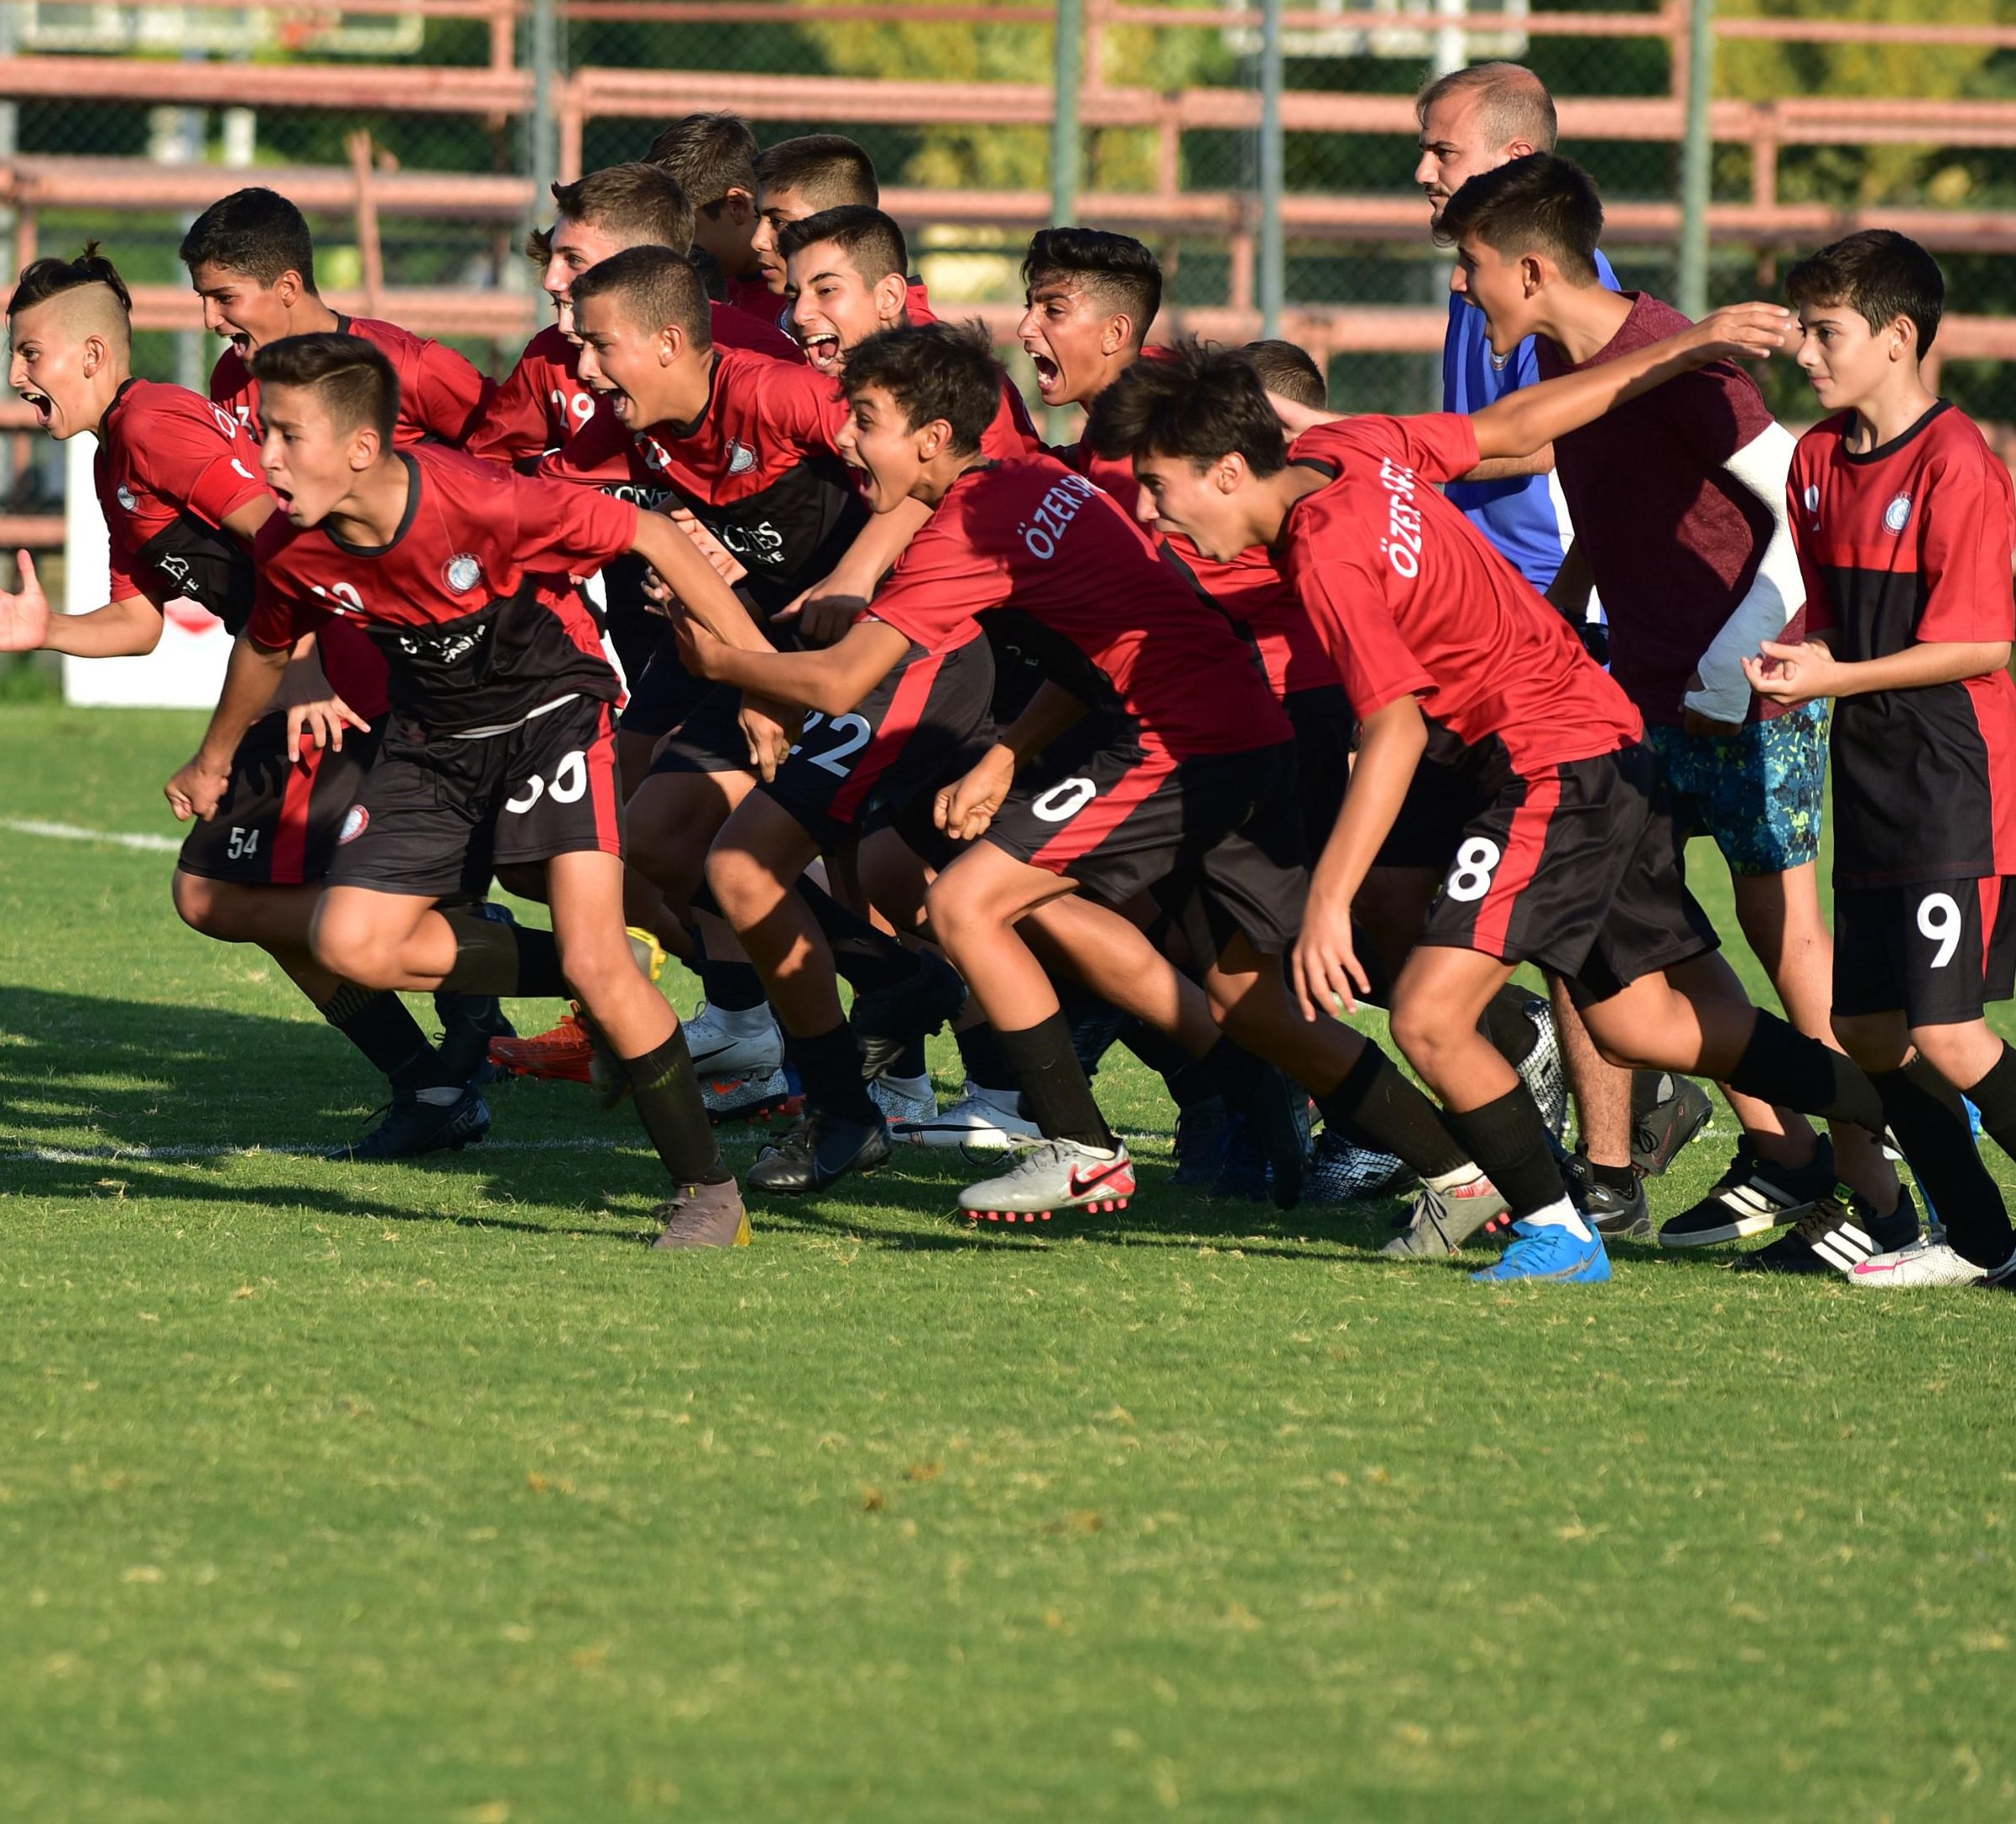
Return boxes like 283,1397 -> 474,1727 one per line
1630,1074 -> 1716,1176
1734,1183 -> 1920,1275
1562,1150 -> 1651,1240
1658,1137 -> 1836,1248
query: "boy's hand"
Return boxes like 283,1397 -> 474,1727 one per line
674,612 -> 730,680
285,694 -> 371,762
165,753 -> 232,822
1291,884 -> 1371,1021
738,691 -> 799,782
1683,302 -> 1800,365
667,508 -> 746,585
0,550 -> 52,652
935,745 -> 1016,842
1743,638 -> 1839,707
772,587 -> 869,647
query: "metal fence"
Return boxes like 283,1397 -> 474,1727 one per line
6,0 -> 2016,532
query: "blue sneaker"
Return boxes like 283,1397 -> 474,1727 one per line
1472,1219 -> 1612,1285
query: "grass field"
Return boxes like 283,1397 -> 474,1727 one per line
6,703 -> 2016,1823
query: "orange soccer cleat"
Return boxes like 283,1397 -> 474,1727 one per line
487,1008 -> 595,1084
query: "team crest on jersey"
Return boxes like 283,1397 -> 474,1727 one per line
337,805 -> 370,845
727,438 -> 757,476
116,485 -> 138,512
1883,492 -> 1913,534
444,553 -> 483,593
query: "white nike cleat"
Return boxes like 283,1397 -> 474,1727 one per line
681,1001 -> 784,1080
960,1137 -> 1135,1223
1850,1236 -> 2016,1288
894,1080 -> 1042,1149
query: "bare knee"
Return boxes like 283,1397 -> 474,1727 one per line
705,842 -> 774,931
172,869 -> 227,937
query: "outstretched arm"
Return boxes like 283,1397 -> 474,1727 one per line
627,508 -> 773,653
1746,635 -> 2013,709
677,614 -> 913,717
0,550 -> 166,657
165,634 -> 291,821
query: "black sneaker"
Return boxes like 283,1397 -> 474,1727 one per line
1630,1075 -> 1716,1176
1170,1097 -> 1233,1190
326,1086 -> 490,1162
1561,1150 -> 1650,1239
1658,1136 -> 1836,1248
435,992 -> 515,1087
1735,1183 -> 1920,1275
851,951 -> 966,1081
747,1108 -> 891,1194
1222,1062 -> 1313,1210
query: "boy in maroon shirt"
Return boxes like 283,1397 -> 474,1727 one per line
179,187 -> 492,447
1094,336 -> 1913,1285
1,251 -> 487,1159
1438,151 -> 1902,1264
1748,229 -> 2016,1289
162,332 -> 750,1248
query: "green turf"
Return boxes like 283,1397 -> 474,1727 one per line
5,703 -> 2016,1823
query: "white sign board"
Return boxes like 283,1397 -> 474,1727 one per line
60,431 -> 234,710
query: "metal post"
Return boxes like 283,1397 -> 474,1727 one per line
1257,0 -> 1284,337
529,0 -> 560,218
1676,0 -> 1715,320
1050,0 -> 1084,227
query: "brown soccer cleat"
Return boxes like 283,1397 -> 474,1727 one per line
649,1179 -> 753,1249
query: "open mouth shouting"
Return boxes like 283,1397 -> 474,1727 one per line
18,387 -> 53,430
1026,347 -> 1063,401
797,329 -> 842,375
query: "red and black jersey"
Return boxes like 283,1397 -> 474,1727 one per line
247,446 -> 637,733
865,456 -> 1290,760
726,271 -> 782,326
95,378 -> 267,631
1793,401 -> 2016,887
1282,414 -> 1643,772
211,314 -> 494,448
1159,535 -> 1337,700
536,345 -> 867,614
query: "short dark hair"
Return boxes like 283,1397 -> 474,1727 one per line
1433,151 -> 1602,285
1242,338 -> 1325,409
179,186 -> 317,289
841,321 -> 999,457
1022,227 -> 1162,347
524,222 -> 553,267
1785,229 -> 1946,356
1085,339 -> 1287,477
568,242 -> 713,348
9,241 -> 133,319
553,162 -> 694,256
1414,62 -> 1559,156
251,331 -> 398,445
754,134 -> 879,210
779,205 -> 907,285
647,112 -> 759,212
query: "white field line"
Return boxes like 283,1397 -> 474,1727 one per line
6,1136 -> 633,1165
1,817 -> 182,854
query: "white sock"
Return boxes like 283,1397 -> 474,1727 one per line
1521,1194 -> 1591,1242
879,1071 -> 933,1101
1425,1161 -> 1487,1195
706,1001 -> 776,1038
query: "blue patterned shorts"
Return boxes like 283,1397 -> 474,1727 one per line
1641,700 -> 1830,878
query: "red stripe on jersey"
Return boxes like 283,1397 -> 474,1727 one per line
271,742 -> 322,886
830,649 -> 944,825
1029,742 -> 1179,874
1470,767 -> 1562,959
588,703 -> 623,856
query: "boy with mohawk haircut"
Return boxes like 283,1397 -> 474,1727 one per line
1748,228 -> 2016,1288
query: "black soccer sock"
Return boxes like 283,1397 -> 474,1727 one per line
1481,983 -> 1542,1068
1121,1017 -> 1220,1110
1585,1157 -> 1639,1196
796,876 -> 920,994
1724,1010 -> 1886,1134
956,1021 -> 1021,1096
435,909 -> 567,999
1961,1043 -> 2016,1151
996,1011 -> 1117,1150
1442,1083 -> 1569,1220
320,982 -> 447,1093
1873,1059 -> 2014,1268
687,925 -> 767,1014
888,1035 -> 930,1081
624,1029 -> 733,1186
1313,1043 -> 1470,1180
783,1022 -> 881,1124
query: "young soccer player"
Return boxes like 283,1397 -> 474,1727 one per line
162,332 -> 750,1247
1436,152 -> 1903,1264
1746,230 -> 2016,1288
748,134 -> 885,299
1092,333 -> 1919,1284
646,112 -> 772,324
2,250 -> 486,1158
1018,227 -> 1161,480
180,186 -> 492,446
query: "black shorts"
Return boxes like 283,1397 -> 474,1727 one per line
1375,743 -> 1487,871
982,719 -> 1308,956
644,681 -> 760,778
1417,741 -> 1719,1006
177,712 -> 382,888
760,636 -> 995,849
1833,878 -> 2016,1026
619,627 -> 714,742
1284,683 -> 1354,854
327,695 -> 623,899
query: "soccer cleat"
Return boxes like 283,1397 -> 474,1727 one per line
1472,1218 -> 1612,1284
1631,1074 -> 1716,1176
1382,1171 -> 1510,1257
850,949 -> 967,1081
1556,1150 -> 1650,1240
326,1086 -> 490,1163
626,925 -> 668,983
649,1178 -> 753,1249
682,1001 -> 786,1081
1169,1097 -> 1234,1189
1848,1233 -> 2016,1289
701,1068 -> 804,1126
960,1137 -> 1136,1223
1508,994 -> 1570,1140
893,1081 -> 1041,1150
1737,1184 -> 1919,1276
488,1009 -> 594,1084
747,1108 -> 892,1195
1224,1064 -> 1315,1210
1305,1125 -> 1414,1204
867,1071 -> 937,1128
435,992 -> 515,1087
1658,1137 -> 1836,1248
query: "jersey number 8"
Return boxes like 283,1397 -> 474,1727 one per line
1445,836 -> 1503,904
